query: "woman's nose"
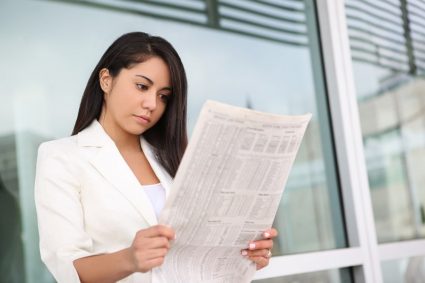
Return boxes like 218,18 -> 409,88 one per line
142,92 -> 157,110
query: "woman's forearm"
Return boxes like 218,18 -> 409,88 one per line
73,247 -> 135,283
73,225 -> 175,282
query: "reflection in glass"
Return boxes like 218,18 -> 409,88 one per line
346,0 -> 425,242
253,268 -> 352,283
0,141 -> 25,283
382,256 -> 425,282
1,0 -> 345,281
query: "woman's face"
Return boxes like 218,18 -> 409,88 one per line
99,56 -> 171,137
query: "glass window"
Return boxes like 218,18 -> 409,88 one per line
382,256 -> 425,282
346,0 -> 425,243
253,268 -> 353,283
1,0 -> 345,281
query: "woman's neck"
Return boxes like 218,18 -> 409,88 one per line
99,118 -> 141,153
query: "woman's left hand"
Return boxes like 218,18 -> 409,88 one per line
241,228 -> 278,270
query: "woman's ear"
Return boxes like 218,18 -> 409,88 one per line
99,68 -> 112,94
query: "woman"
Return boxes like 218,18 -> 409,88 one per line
35,32 -> 277,283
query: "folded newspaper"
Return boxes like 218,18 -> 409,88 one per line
154,100 -> 312,283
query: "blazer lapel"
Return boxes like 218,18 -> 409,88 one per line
78,120 -> 158,226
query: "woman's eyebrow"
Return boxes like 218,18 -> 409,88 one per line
135,74 -> 172,91
135,74 -> 153,84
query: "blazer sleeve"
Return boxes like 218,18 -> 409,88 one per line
34,142 -> 97,283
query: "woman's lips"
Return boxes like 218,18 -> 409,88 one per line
133,114 -> 151,124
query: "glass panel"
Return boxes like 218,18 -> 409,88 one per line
346,0 -> 425,242
253,268 -> 353,283
1,0 -> 345,281
382,256 -> 425,282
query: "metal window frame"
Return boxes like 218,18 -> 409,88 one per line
254,0 -> 425,281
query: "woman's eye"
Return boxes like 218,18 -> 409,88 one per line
159,94 -> 170,103
136,83 -> 148,90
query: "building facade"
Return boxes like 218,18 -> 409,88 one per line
0,0 -> 424,282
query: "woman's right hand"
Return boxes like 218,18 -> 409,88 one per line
128,225 -> 175,273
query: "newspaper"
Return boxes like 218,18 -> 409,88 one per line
154,100 -> 311,283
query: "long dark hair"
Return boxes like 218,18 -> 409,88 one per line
72,32 -> 188,177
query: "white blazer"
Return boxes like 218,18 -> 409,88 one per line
34,120 -> 173,283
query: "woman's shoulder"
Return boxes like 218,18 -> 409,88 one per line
35,135 -> 84,179
37,135 -> 78,158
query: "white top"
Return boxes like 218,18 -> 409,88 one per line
141,183 -> 166,220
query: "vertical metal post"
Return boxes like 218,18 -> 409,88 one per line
316,0 -> 384,281
400,0 -> 417,75
206,0 -> 219,28
304,0 -> 347,250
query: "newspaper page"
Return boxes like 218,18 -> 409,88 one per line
154,100 -> 312,283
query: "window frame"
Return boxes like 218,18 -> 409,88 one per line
254,0 -> 425,281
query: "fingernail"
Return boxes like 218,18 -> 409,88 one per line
249,243 -> 256,250
174,234 -> 177,240
241,250 -> 248,256
264,232 -> 270,238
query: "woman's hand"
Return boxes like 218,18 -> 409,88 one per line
241,228 -> 278,270
127,225 -> 175,273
